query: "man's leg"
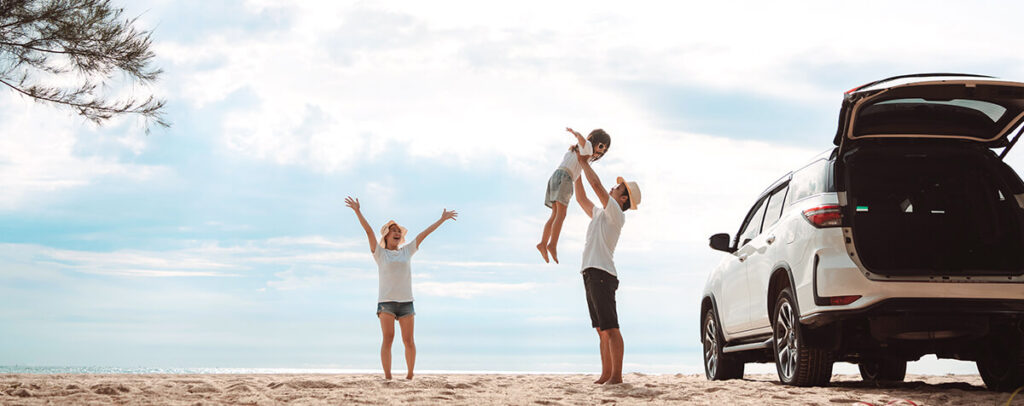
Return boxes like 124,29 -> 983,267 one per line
398,315 -> 416,380
605,328 -> 624,384
379,313 -> 396,380
595,328 -> 612,384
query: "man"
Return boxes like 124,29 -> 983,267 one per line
573,151 -> 642,385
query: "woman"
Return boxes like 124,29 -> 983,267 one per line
344,196 -> 457,380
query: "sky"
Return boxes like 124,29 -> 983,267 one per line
4,0 -> 1024,374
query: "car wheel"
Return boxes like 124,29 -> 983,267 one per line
859,358 -> 907,382
772,287 -> 833,386
977,330 -> 1024,392
703,309 -> 744,380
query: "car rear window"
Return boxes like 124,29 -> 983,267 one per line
855,98 -> 1007,139
786,159 -> 834,206
874,98 -> 1007,121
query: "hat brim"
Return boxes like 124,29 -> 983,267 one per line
616,176 -> 640,210
379,220 -> 408,247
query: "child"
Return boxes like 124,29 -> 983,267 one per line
537,127 -> 611,263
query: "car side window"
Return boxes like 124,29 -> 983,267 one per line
762,185 -> 789,232
737,197 -> 768,247
786,159 -> 833,206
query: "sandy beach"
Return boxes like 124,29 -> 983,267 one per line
0,373 -> 1016,405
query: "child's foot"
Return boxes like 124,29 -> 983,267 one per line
536,243 -> 550,263
546,243 -> 559,264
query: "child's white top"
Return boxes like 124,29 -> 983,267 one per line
373,242 -> 418,302
557,140 -> 594,181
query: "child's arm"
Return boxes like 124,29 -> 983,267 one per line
415,208 -> 458,248
566,127 -> 587,149
574,176 -> 595,218
578,152 -> 610,208
345,196 -> 377,253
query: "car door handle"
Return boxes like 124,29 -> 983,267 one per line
766,235 -> 776,245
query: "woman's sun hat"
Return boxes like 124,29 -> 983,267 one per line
616,177 -> 642,210
379,220 -> 408,248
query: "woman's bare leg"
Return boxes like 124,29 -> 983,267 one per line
398,315 -> 416,379
379,313 -> 396,380
537,206 -> 556,263
546,202 -> 567,264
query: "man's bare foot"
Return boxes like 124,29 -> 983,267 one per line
546,243 -> 559,264
405,373 -> 413,380
594,376 -> 610,384
536,243 -> 550,263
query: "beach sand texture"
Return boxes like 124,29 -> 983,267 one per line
1,373 -> 1018,405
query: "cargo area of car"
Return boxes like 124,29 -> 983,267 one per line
842,143 -> 1024,276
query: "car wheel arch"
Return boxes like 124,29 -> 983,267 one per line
767,263 -> 799,321
701,295 -> 726,342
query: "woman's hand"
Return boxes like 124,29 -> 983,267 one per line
441,208 -> 458,222
345,196 -> 361,211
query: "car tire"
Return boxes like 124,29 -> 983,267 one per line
976,329 -> 1024,392
772,287 -> 833,386
858,358 -> 907,382
702,309 -> 744,380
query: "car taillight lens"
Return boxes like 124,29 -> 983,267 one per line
803,205 -> 842,228
827,295 -> 861,306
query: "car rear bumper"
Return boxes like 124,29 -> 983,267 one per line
801,297 -> 1024,328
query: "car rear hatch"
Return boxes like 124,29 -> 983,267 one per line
834,74 -> 1024,278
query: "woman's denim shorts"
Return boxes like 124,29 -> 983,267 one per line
377,301 -> 415,319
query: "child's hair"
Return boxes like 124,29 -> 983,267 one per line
573,129 -> 612,161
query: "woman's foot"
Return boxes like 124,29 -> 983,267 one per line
536,243 -> 550,263
546,243 -> 559,264
405,373 -> 414,380
594,376 -> 610,384
384,373 -> 393,380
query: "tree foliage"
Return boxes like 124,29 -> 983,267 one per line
0,0 -> 167,129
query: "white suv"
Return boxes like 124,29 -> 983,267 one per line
700,74 -> 1024,391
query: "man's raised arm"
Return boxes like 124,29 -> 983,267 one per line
578,152 -> 609,208
574,177 -> 595,218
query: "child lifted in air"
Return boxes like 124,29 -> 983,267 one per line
537,127 -> 611,263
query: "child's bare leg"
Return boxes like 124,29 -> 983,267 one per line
546,202 -> 567,264
537,206 -> 556,263
379,313 -> 396,380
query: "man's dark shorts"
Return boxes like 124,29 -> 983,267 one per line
583,268 -> 619,330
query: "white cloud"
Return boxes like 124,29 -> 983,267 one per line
153,1 -> 1024,176
416,281 -> 538,299
0,98 -> 167,210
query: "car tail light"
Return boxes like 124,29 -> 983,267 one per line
827,295 -> 861,306
803,205 -> 842,228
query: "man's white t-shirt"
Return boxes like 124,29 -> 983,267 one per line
557,141 -> 594,181
580,198 -> 626,277
373,242 -> 418,302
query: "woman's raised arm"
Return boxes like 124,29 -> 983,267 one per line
345,196 -> 378,253
415,208 -> 458,248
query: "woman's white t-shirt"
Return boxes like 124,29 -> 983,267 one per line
373,242 -> 418,303
557,141 -> 594,181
